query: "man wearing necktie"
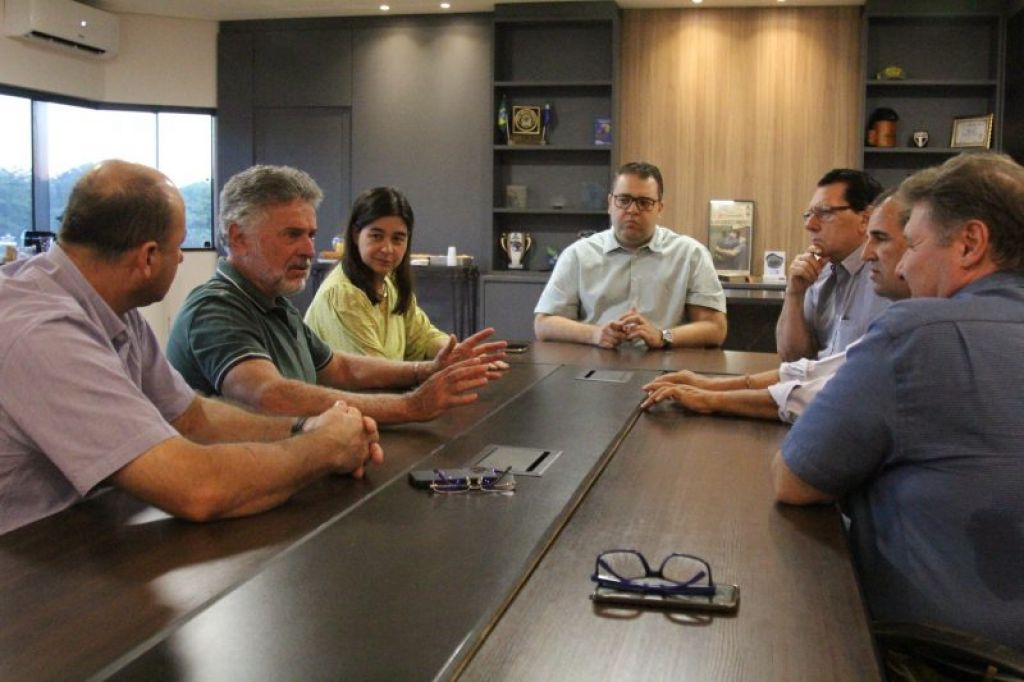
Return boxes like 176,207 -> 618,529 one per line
775,169 -> 889,361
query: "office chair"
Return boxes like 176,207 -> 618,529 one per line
873,621 -> 1024,682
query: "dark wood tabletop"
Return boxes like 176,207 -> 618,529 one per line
0,347 -> 877,681
0,364 -> 556,682
459,408 -> 883,681
507,340 -> 781,375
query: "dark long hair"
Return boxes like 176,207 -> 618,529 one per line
341,187 -> 416,314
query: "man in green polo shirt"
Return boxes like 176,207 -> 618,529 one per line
168,165 -> 504,424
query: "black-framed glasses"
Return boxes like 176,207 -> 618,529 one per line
801,205 -> 852,222
612,194 -> 660,212
430,466 -> 516,494
591,549 -> 715,596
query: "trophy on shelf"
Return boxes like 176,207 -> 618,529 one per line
500,231 -> 533,270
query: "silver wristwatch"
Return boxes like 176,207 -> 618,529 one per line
660,329 -> 673,349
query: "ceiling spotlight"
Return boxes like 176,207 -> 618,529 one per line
440,2 -> 451,7
692,0 -> 703,4
379,4 -> 390,10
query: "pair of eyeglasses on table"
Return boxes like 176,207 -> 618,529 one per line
590,549 -> 739,613
425,464 -> 516,491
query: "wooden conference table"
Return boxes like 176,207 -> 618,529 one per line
0,342 -> 880,681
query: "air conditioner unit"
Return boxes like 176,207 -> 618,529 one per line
4,0 -> 119,59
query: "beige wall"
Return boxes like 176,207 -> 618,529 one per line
0,1 -> 219,344
620,7 -> 862,275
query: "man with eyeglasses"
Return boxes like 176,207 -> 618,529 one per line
641,190 -> 910,422
774,153 -> 1024,658
534,161 -> 726,350
775,169 -> 887,361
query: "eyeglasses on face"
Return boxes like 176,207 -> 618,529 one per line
430,466 -> 516,494
591,549 -> 716,596
801,205 -> 853,223
612,194 -> 660,212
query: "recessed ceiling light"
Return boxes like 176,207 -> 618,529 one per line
692,0 -> 703,4
379,4 -> 390,10
440,2 -> 451,7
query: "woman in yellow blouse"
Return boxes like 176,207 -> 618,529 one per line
305,187 -> 452,360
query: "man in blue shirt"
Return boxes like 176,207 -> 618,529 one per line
773,152 -> 1024,653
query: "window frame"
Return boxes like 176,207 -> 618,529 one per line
0,83 -> 217,251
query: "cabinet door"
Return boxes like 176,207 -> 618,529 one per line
254,107 -> 352,312
253,29 -> 353,107
482,280 -> 547,341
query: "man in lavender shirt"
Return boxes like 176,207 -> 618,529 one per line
0,160 -> 383,535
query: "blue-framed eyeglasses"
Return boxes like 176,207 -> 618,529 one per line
430,466 -> 516,494
591,549 -> 715,596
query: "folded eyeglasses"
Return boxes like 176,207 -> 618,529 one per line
591,549 -> 716,597
430,466 -> 516,494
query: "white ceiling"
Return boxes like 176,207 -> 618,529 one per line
92,0 -> 863,22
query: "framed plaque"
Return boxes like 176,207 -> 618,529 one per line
708,199 -> 754,277
511,105 -> 542,145
950,114 -> 993,149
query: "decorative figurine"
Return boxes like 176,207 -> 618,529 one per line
541,103 -> 553,144
912,130 -> 929,148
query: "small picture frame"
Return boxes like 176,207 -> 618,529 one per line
505,184 -> 528,209
763,251 -> 786,282
708,199 -> 754,277
593,117 -> 612,146
511,105 -> 542,145
950,114 -> 993,149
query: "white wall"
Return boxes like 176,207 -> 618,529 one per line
0,1 -> 220,344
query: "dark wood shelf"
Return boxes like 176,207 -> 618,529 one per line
493,208 -> 607,215
494,144 -> 611,152
866,79 -> 997,88
864,147 -> 961,154
495,80 -> 612,89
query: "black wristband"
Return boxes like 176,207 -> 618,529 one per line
290,416 -> 308,435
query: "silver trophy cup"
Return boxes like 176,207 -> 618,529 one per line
500,231 -> 533,270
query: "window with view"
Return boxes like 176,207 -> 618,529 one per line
0,88 -> 215,250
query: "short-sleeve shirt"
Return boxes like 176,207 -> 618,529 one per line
782,271 -> 1024,651
0,248 -> 195,534
801,244 -> 890,358
304,265 -> 448,361
534,227 -> 726,343
167,259 -> 333,395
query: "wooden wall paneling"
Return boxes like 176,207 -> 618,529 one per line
620,8 -> 862,275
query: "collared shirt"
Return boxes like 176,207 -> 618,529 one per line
782,271 -> 1024,651
767,347 -> 850,424
167,258 -> 333,395
0,247 -> 195,534
304,265 -> 448,361
534,226 -> 726,342
802,244 -> 890,358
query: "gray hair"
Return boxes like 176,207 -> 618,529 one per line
218,165 -> 323,247
898,152 -> 1024,271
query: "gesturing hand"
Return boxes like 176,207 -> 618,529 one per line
409,358 -> 490,421
432,328 -> 508,378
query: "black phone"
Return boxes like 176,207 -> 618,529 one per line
591,584 -> 740,613
504,343 -> 529,354
407,468 -> 473,489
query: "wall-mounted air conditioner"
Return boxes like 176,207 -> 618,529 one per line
4,0 -> 119,59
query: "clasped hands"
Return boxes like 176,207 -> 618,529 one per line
593,307 -> 661,349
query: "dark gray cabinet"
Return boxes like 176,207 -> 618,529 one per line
480,273 -> 548,341
860,0 -> 1006,188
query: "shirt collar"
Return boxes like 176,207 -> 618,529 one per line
837,242 -> 869,276
214,258 -> 283,313
48,246 -> 129,343
598,225 -> 667,254
954,270 -> 1024,299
